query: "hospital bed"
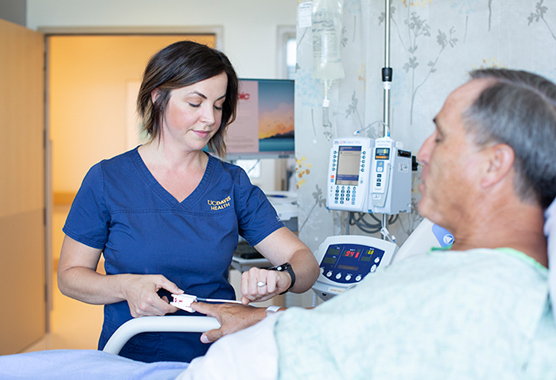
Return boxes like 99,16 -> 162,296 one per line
6,217 -> 550,380
0,316 -> 219,380
1,219 -> 451,379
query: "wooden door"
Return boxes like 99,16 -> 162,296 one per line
0,19 -> 46,354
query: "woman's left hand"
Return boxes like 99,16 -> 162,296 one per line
240,267 -> 291,304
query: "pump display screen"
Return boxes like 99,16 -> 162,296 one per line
319,243 -> 386,284
336,146 -> 362,186
375,148 -> 390,160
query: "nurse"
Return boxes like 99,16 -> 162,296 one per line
57,40 -> 319,363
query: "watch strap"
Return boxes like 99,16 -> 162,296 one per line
268,262 -> 296,294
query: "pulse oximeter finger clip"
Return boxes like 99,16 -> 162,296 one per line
170,294 -> 242,313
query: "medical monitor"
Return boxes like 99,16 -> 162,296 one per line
222,78 -> 295,160
312,235 -> 398,301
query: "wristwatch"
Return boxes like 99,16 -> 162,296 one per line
268,262 -> 296,294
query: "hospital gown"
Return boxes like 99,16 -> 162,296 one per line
274,248 -> 556,380
182,247 -> 556,380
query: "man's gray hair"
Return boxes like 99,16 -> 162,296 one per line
463,68 -> 556,210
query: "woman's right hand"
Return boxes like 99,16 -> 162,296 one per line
58,236 -> 184,316
121,274 -> 184,317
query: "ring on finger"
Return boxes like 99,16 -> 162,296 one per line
257,281 -> 266,287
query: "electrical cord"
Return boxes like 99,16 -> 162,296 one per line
348,212 -> 400,234
349,212 -> 382,234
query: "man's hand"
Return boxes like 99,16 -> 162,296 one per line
191,301 -> 267,343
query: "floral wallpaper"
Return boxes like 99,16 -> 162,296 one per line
294,0 -> 556,255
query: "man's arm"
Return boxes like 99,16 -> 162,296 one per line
190,302 -> 285,343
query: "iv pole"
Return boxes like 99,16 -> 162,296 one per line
381,0 -> 393,235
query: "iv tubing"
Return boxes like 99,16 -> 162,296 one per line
323,79 -> 330,127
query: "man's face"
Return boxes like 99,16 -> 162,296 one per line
416,79 -> 492,232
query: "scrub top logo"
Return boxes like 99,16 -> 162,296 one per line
208,196 -> 231,211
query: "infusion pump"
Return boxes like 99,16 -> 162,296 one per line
326,136 -> 412,214
326,137 -> 372,211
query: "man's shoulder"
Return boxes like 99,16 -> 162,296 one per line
380,247 -> 547,296
434,248 -> 547,277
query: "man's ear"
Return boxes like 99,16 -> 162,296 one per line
481,143 -> 515,188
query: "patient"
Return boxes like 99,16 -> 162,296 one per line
0,68 -> 555,380
181,68 -> 556,379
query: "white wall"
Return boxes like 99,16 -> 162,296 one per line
0,0 -> 26,26
27,0 -> 298,79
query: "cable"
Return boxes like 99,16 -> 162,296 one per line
245,159 -> 260,175
312,291 -> 317,308
349,212 -> 382,234
353,120 -> 387,136
347,212 -> 400,235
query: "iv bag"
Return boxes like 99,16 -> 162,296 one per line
312,0 -> 345,81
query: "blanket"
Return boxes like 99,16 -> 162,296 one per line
0,349 -> 188,380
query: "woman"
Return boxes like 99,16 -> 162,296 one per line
57,40 -> 319,363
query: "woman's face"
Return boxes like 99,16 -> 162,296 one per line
158,72 -> 228,152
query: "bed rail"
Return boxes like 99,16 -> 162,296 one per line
102,316 -> 220,355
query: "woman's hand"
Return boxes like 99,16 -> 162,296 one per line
250,227 -> 320,299
121,274 -> 184,317
240,267 -> 291,304
58,236 -> 185,316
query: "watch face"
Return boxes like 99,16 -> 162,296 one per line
275,263 -> 291,271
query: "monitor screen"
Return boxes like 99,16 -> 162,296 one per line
221,78 -> 295,160
335,146 -> 362,186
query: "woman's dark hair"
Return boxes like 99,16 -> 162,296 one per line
137,40 -> 238,158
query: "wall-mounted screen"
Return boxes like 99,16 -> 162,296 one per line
220,78 -> 295,160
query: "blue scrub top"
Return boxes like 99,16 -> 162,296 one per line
63,148 -> 284,362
